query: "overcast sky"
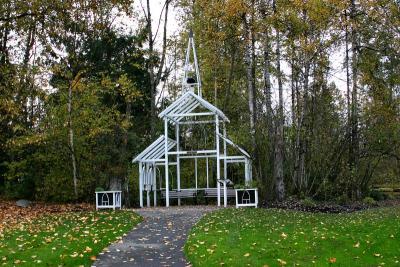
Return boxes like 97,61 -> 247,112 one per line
135,1 -> 348,111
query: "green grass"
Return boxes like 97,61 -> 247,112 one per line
0,210 -> 141,266
185,207 -> 400,267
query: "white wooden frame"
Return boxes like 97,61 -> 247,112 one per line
132,31 -> 254,208
95,191 -> 122,210
235,188 -> 258,208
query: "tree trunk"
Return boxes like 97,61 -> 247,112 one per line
21,22 -> 37,127
273,1 -> 285,201
146,0 -> 156,137
146,0 -> 170,138
350,0 -> 359,198
243,12 -> 257,177
223,46 -> 236,111
68,77 -> 78,199
260,2 -> 273,139
290,42 -> 298,190
0,4 -> 10,65
123,101 -> 132,207
293,57 -> 310,193
345,9 -> 351,157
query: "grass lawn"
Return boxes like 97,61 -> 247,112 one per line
185,207 -> 400,267
0,210 -> 141,266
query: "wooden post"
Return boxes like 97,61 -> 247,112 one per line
164,119 -> 170,207
206,157 -> 209,188
139,163 -> 143,208
195,158 -> 198,189
223,124 -> 227,207
223,181 -> 227,207
216,115 -> 221,206
245,158 -> 250,186
146,164 -> 150,207
113,191 -> 116,210
95,192 -> 98,210
223,124 -> 227,179
153,164 -> 157,207
146,189 -> 150,207
176,124 -> 181,206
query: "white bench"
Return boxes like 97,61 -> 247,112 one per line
204,188 -> 236,198
161,189 -> 198,199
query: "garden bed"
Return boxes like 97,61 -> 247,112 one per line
262,198 -> 400,213
0,201 -> 93,234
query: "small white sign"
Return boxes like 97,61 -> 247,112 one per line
95,191 -> 122,210
235,188 -> 258,208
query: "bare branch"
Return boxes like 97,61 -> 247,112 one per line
154,0 -> 170,87
153,1 -> 168,44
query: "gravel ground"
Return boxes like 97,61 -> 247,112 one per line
94,206 -> 217,267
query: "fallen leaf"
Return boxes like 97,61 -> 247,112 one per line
277,259 -> 287,266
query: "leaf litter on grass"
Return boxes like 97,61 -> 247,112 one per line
0,203 -> 141,266
185,207 -> 400,267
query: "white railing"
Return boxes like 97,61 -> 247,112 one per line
95,191 -> 122,210
235,188 -> 258,208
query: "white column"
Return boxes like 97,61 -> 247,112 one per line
176,124 -> 181,206
164,119 -> 170,207
206,157 -> 209,188
153,165 -> 157,207
245,158 -> 250,186
113,191 -> 116,210
95,192 -> 98,210
146,165 -> 150,207
139,163 -> 143,208
223,182 -> 227,207
146,189 -> 150,207
223,124 -> 227,179
223,124 -> 227,207
195,158 -> 198,189
216,115 -> 221,206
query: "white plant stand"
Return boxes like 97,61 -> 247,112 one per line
95,191 -> 122,210
235,188 -> 258,208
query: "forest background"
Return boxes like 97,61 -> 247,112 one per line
0,0 -> 399,205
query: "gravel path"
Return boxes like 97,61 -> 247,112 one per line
94,206 -> 217,267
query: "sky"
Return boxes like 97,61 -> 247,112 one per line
142,0 -> 348,110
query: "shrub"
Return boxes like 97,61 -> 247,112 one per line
336,194 -> 349,205
4,178 -> 35,200
370,190 -> 387,201
386,193 -> 396,200
363,197 -> 377,206
95,187 -> 105,192
301,197 -> 317,208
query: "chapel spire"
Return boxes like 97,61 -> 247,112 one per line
182,29 -> 202,97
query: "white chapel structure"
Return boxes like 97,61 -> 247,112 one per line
133,31 -> 252,208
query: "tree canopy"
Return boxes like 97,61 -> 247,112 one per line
0,0 -> 399,204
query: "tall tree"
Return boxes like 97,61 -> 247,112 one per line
144,0 -> 171,137
272,0 -> 285,200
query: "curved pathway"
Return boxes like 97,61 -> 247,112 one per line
94,206 -> 217,267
